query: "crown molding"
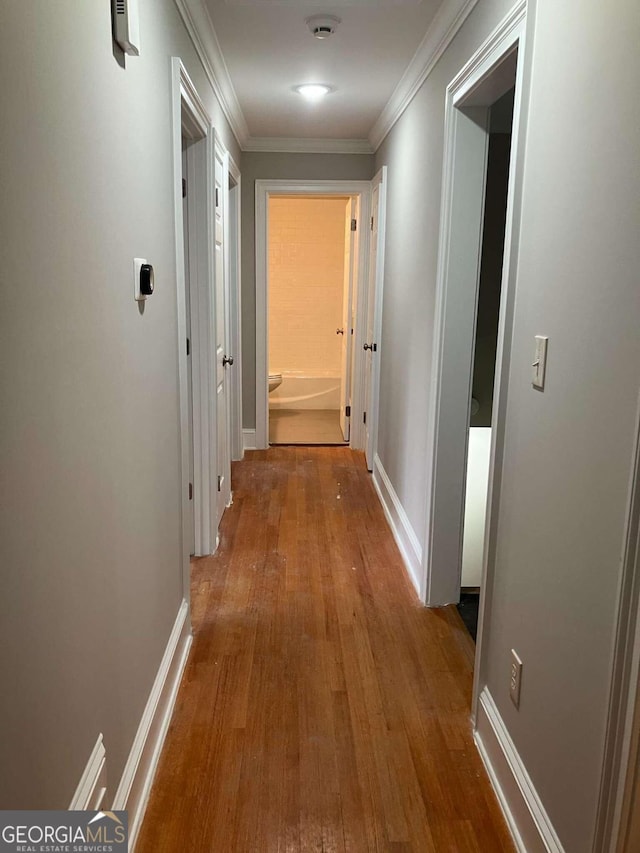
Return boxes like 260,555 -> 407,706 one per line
369,0 -> 479,151
242,136 -> 373,155
174,0 -> 250,147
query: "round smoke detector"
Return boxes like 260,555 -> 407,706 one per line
306,15 -> 341,40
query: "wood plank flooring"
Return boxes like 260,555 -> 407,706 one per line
136,447 -> 514,852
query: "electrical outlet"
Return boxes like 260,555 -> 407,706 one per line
510,649 -> 523,708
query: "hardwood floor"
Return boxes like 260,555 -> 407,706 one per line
136,447 -> 513,852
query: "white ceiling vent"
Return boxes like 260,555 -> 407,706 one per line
306,15 -> 341,39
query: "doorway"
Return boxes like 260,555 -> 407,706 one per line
420,0 -> 528,670
255,180 -> 373,451
457,88 -> 515,640
267,195 -> 354,445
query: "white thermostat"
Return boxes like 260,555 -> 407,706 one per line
112,0 -> 140,56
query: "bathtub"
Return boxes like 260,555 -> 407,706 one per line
269,374 -> 341,410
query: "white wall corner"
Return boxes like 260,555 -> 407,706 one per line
242,428 -> 257,452
112,599 -> 192,851
368,0 -> 480,151
69,734 -> 107,811
173,0 -> 249,147
372,453 -> 423,597
475,687 -> 566,853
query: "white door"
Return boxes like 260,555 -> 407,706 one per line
363,184 -> 379,469
339,198 -> 356,441
182,141 -> 195,555
214,146 -> 231,525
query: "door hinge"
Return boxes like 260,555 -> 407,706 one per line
188,482 -> 193,501
215,187 -> 219,208
345,405 -> 351,417
351,218 -> 357,232
371,216 -> 374,230
182,178 -> 187,198
217,475 -> 222,492
363,411 -> 367,425
186,337 -> 190,356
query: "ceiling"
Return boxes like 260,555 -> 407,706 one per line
200,0 -> 447,146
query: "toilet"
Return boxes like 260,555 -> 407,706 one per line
268,373 -> 282,394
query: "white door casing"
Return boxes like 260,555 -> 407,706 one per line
339,198 -> 356,442
182,143 -> 195,557
227,156 -> 243,462
254,180 -> 372,452
214,140 -> 231,524
172,59 -> 218,614
364,168 -> 387,471
408,4 -> 529,725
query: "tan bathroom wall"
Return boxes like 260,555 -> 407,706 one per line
268,197 -> 349,376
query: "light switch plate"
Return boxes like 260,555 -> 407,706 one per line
510,649 -> 523,708
532,335 -> 548,390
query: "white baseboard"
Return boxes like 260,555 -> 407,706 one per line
112,599 -> 192,850
475,687 -> 565,853
243,428 -> 257,451
372,453 -> 423,596
69,733 -> 107,811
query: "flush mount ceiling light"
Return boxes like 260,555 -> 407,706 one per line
294,84 -> 333,101
305,15 -> 341,39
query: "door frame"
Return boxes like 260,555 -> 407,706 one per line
593,397 -> 640,851
254,180 -> 372,450
364,166 -> 387,469
213,134 -> 232,519
171,59 -> 217,602
419,0 -> 527,618
227,154 -> 243,461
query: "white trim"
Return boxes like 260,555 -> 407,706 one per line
475,688 -> 565,853
228,156 -> 243,462
173,0 -> 249,147
421,3 -> 527,612
242,428 -> 257,452
242,137 -> 373,155
450,0 -> 526,107
593,393 -> 640,852
172,59 -> 194,602
172,59 -> 218,564
365,167 -> 387,469
215,133 -> 232,518
369,0 -> 480,150
113,600 -> 192,851
69,734 -> 106,811
372,453 -> 423,597
254,179 -> 372,451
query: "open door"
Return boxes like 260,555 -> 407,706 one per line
339,198 -> 356,442
182,141 -> 195,556
363,168 -> 386,470
214,142 -> 231,525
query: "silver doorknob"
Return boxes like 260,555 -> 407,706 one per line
336,328 -> 345,335
363,342 -> 377,352
222,355 -> 234,367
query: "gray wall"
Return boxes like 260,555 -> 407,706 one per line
375,0 -> 640,849
240,152 -> 375,428
0,0 -> 238,807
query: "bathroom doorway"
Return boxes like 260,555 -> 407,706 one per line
267,195 -> 355,445
457,87 -> 515,641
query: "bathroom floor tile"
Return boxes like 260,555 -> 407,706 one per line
269,409 -> 347,445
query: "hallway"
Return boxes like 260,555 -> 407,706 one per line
137,447 -> 513,852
